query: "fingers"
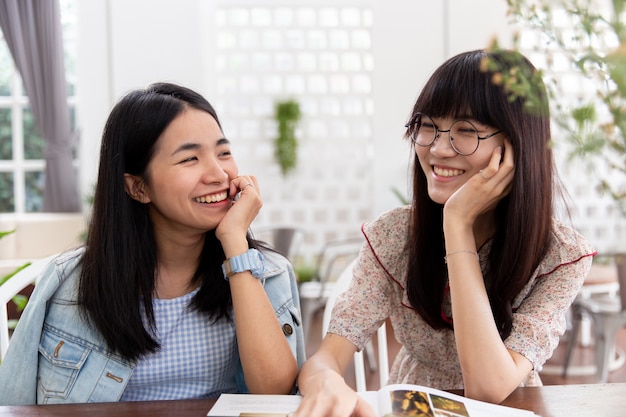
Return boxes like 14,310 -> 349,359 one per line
476,141 -> 515,210
478,139 -> 514,182
292,392 -> 376,417
479,169 -> 493,180
231,175 -> 259,199
291,396 -> 355,417
217,176 -> 262,249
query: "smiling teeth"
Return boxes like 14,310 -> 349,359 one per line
194,191 -> 228,203
434,166 -> 465,177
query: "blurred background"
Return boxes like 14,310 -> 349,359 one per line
3,0 -> 626,386
0,0 -> 624,268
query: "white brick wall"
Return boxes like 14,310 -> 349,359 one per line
82,0 -> 620,265
211,5 -> 375,264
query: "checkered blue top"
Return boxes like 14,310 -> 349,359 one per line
120,288 -> 239,401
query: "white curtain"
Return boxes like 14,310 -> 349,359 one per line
0,0 -> 80,212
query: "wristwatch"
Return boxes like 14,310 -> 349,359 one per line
222,248 -> 265,280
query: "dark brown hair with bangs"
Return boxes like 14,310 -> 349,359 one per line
404,49 -> 555,339
79,83 -> 264,361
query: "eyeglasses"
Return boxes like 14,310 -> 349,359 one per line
404,112 -> 502,156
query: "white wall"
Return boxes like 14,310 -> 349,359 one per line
76,0 -> 515,262
76,0 -> 211,198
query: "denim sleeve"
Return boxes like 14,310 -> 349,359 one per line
0,259 -> 60,405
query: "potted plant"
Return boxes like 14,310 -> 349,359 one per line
273,99 -> 301,176
294,263 -> 316,285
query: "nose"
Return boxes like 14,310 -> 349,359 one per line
429,129 -> 457,156
201,157 -> 229,183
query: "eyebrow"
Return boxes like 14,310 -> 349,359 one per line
170,137 -> 230,156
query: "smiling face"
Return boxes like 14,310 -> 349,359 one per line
415,115 -> 504,204
124,107 -> 237,237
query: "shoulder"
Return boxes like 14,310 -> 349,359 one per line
362,205 -> 411,243
530,219 -> 596,281
362,205 -> 410,254
52,247 -> 84,275
360,206 -> 410,281
546,219 -> 596,266
27,247 -> 84,301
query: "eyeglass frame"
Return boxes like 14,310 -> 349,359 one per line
404,112 -> 502,156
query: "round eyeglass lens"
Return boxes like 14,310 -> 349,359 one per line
449,120 -> 479,155
413,113 -> 437,146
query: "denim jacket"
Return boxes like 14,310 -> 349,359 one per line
0,247 -> 305,405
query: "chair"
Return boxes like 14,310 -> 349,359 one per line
271,227 -> 303,260
298,237 -> 363,343
0,254 -> 56,361
322,259 -> 390,392
562,253 -> 626,382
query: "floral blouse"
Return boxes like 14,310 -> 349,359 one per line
327,206 -> 596,390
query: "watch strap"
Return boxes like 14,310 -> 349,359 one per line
222,248 -> 265,280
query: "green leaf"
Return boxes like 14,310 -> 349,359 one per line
390,186 -> 409,205
274,100 -> 301,176
0,229 -> 16,240
12,294 -> 28,312
505,0 -> 626,214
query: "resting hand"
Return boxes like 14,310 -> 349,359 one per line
215,175 -> 262,251
292,370 -> 377,417
444,139 -> 515,224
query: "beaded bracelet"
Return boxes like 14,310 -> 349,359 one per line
444,250 -> 479,264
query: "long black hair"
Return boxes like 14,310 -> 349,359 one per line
404,50 -> 555,339
79,83 -> 258,361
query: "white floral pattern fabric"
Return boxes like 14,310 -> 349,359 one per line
328,205 -> 596,390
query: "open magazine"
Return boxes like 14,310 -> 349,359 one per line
360,384 -> 538,417
207,384 -> 539,417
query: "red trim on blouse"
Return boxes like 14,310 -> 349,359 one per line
536,251 -> 597,279
361,223 -> 415,312
441,251 -> 598,324
361,223 -> 404,290
361,222 -> 598,322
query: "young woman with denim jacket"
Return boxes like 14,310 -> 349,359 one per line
0,83 -> 304,405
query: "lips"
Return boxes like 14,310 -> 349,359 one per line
433,166 -> 465,177
193,190 -> 228,203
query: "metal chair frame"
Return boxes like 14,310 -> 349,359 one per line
562,253 -> 626,382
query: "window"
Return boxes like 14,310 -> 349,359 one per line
0,0 -> 76,213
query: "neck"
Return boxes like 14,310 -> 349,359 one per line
153,233 -> 205,299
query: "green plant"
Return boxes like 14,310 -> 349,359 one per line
505,0 -> 626,213
0,230 -> 30,328
391,186 -> 409,205
274,99 -> 301,176
294,264 -> 316,284
480,41 -> 550,117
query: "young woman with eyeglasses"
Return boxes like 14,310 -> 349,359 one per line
294,49 -> 596,416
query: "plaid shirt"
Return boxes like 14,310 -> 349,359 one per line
121,288 -> 239,400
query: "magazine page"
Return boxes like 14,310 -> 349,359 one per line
207,394 -> 302,417
374,384 -> 539,417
